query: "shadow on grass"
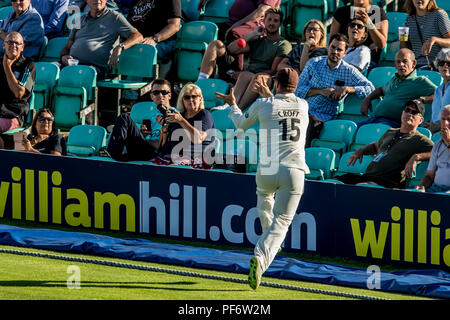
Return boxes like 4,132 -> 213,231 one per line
0,280 -> 247,292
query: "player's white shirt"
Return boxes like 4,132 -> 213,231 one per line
228,93 -> 310,174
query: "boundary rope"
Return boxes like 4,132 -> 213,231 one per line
0,247 -> 389,301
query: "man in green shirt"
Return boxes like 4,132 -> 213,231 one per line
335,100 -> 434,188
358,48 -> 436,127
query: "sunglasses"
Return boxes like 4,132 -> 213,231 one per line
403,107 -> 421,115
38,116 -> 54,123
183,94 -> 200,100
349,22 -> 365,30
151,90 -> 170,96
437,60 -> 450,67
11,0 -> 26,2
5,40 -> 23,46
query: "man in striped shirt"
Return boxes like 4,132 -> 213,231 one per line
295,33 -> 374,146
0,32 -> 36,133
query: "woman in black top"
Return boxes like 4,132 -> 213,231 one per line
330,0 -> 388,64
22,108 -> 66,155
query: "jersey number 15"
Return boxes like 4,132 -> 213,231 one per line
279,118 -> 300,142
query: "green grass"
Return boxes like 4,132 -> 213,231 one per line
0,245 -> 431,300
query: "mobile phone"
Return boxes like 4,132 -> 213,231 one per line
335,80 -> 345,86
142,119 -> 152,131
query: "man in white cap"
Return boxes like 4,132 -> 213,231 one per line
216,67 -> 309,290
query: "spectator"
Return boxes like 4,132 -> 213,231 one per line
31,0 -> 69,38
0,32 -> 35,134
21,108 -> 66,155
330,0 -> 388,65
359,48 -> 437,128
201,7 -> 291,111
107,80 -> 215,167
0,0 -> 45,59
277,19 -> 327,75
295,33 -> 374,146
126,0 -> 181,78
60,0 -> 143,79
401,0 -> 450,69
424,48 -> 450,133
198,0 -> 280,80
335,100 -> 434,188
415,105 -> 450,193
344,17 -> 371,73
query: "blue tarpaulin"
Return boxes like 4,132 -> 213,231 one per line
0,224 -> 449,299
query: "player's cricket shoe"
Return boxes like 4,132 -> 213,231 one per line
248,257 -> 262,290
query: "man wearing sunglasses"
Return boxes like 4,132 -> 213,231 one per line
0,31 -> 36,134
0,0 -> 45,59
335,99 -> 434,188
106,78 -> 174,161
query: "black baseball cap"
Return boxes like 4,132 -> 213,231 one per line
404,99 -> 425,116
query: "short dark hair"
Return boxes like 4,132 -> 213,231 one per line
329,33 -> 349,50
264,7 -> 283,23
150,78 -> 171,91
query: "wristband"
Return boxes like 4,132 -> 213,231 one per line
366,20 -> 376,30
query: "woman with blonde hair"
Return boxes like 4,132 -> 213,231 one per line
401,0 -> 450,69
277,19 -> 328,74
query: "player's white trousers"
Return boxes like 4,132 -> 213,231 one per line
254,166 -> 305,274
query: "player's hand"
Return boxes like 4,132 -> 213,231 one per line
216,87 -> 237,106
252,76 -> 273,98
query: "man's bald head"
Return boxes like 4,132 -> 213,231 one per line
3,32 -> 25,59
395,48 -> 417,78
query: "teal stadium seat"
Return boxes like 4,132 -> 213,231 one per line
436,0 -> 450,16
417,69 -> 443,122
280,0 -> 291,38
224,138 -> 259,173
417,126 -> 432,139
380,12 -> 407,66
290,0 -> 327,39
181,0 -> 201,21
96,44 -> 158,119
129,101 -> 163,137
200,0 -> 235,23
305,147 -> 336,180
175,21 -> 218,82
33,62 -> 60,110
1,93 -> 35,136
334,152 -> 374,177
311,119 -> 357,161
0,5 -> 12,20
66,124 -> 107,157
40,36 -> 69,63
52,65 -> 97,131
0,0 -> 11,8
349,123 -> 390,151
431,131 -> 441,142
406,161 -> 429,188
194,78 -> 229,109
367,66 -> 396,88
338,94 -> 369,123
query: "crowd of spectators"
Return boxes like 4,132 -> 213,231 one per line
0,0 -> 449,193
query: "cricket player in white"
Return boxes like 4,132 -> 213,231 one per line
216,68 -> 309,290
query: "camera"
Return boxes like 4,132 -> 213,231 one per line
157,104 -> 168,120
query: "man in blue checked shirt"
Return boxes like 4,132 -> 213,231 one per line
295,33 -> 374,146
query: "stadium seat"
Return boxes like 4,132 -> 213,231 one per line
417,70 -> 443,86
181,0 -> 201,21
194,78 -> 229,109
349,123 -> 391,151
334,152 -> 374,177
40,36 -> 69,63
417,126 -> 432,139
174,21 -> 218,82
63,11 -> 87,36
436,0 -> 450,15
96,44 -> 158,119
305,147 -> 336,180
0,5 -> 12,20
38,36 -> 48,60
66,124 -> 107,157
52,65 -> 97,131
379,12 -> 407,66
367,66 -> 396,89
431,131 -> 441,143
129,101 -> 163,138
1,93 -> 35,136
280,0 -> 291,38
311,119 -> 357,162
406,161 -> 429,188
338,94 -> 369,123
200,0 -> 235,23
289,0 -> 327,39
224,138 -> 259,173
33,62 -> 60,110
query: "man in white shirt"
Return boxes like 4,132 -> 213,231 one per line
216,68 -> 309,290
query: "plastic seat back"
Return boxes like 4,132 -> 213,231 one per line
367,67 -> 396,88
305,147 -> 336,180
116,44 -> 157,79
350,123 -> 391,151
67,125 -> 107,156
200,0 -> 235,23
311,120 -> 358,159
417,126 -> 432,139
406,161 -> 429,188
290,0 -> 327,39
431,131 -> 441,143
34,62 -> 60,109
0,5 -> 12,20
41,36 -> 69,62
336,152 -> 374,176
195,78 -> 229,109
